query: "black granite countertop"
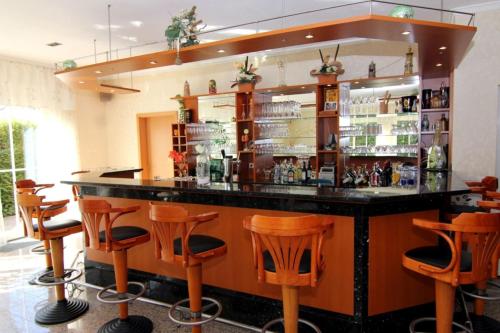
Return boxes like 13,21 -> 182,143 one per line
62,170 -> 468,205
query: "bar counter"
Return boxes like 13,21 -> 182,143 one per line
63,171 -> 468,332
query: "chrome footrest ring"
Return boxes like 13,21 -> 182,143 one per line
409,317 -> 473,333
35,268 -> 82,286
96,281 -> 146,304
462,284 -> 500,301
262,317 -> 321,333
30,244 -> 51,255
168,297 -> 222,326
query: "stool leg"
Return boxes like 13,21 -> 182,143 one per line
282,285 -> 299,333
187,264 -> 202,333
44,239 -> 53,269
112,249 -> 129,320
473,280 -> 487,316
435,280 -> 455,333
51,238 -> 66,301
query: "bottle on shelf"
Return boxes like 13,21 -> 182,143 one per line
306,161 -> 312,181
427,124 -> 447,170
301,161 -> 307,183
273,163 -> 281,184
421,114 -> 430,131
287,159 -> 295,184
439,113 -> 448,131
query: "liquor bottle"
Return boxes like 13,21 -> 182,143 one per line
421,114 -> 430,131
427,124 -> 447,170
273,163 -> 281,184
281,160 -> 287,184
287,163 -> 295,183
370,163 -> 380,187
301,161 -> 307,183
439,113 -> 448,131
306,161 -> 312,180
294,161 -> 301,183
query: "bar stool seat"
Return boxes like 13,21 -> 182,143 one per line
33,219 -> 81,232
98,226 -> 149,242
173,235 -> 225,255
405,246 -> 472,272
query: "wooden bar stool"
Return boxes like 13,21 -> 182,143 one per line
402,212 -> 500,333
17,192 -> 89,325
79,199 -> 153,333
243,214 -> 334,333
149,202 -> 227,333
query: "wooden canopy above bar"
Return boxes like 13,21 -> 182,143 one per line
55,15 -> 476,91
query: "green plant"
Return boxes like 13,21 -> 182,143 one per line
165,6 -> 203,49
230,56 -> 261,88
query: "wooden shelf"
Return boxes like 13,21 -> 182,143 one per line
55,15 -> 475,92
421,108 -> 450,113
318,150 -> 338,154
421,131 -> 449,135
318,111 -> 339,118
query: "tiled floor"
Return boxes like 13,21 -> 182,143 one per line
0,236 -> 254,333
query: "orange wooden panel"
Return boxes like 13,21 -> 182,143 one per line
85,196 -> 355,315
368,210 -> 438,316
56,15 -> 475,91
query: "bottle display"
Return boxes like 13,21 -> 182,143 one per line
195,144 -> 210,185
421,114 -> 430,131
426,124 -> 447,170
439,113 -> 448,131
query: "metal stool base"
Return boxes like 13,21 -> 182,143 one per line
28,267 -> 54,285
30,244 -> 51,255
97,281 -> 146,304
97,315 -> 153,333
35,299 -> 89,325
262,317 -> 321,333
168,297 -> 222,326
466,314 -> 500,333
409,317 -> 473,333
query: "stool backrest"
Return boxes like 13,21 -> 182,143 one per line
78,199 -> 112,250
16,179 -> 36,190
452,213 -> 500,282
16,192 -> 43,238
149,203 -> 189,264
243,214 -> 333,287
71,170 -> 90,201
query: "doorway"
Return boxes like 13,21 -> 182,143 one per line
137,112 -> 177,180
497,86 -> 500,179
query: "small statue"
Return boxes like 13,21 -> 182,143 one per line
368,61 -> 376,78
404,47 -> 413,75
184,80 -> 190,97
209,79 -> 217,94
242,129 -> 250,151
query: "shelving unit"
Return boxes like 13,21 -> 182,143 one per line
171,123 -> 187,174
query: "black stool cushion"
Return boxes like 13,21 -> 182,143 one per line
173,235 -> 225,255
447,205 -> 486,214
41,204 -> 66,212
99,226 -> 148,242
263,249 -> 312,274
405,246 -> 472,272
33,219 -> 81,232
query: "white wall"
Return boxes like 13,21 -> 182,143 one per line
77,40 -> 416,170
453,8 -> 500,180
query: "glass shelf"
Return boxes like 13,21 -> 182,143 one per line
340,133 -> 418,137
255,136 -> 316,141
254,116 -> 315,123
340,112 -> 418,118
343,153 -> 417,158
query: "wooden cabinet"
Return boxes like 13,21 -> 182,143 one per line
171,123 -> 187,173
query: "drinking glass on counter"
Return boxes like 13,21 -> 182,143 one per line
256,123 -> 289,139
257,101 -> 302,119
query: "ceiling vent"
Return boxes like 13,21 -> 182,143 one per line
46,42 -> 63,47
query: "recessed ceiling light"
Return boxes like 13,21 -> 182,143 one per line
401,31 -> 410,35
79,81 -> 85,84
327,84 -> 332,87
301,86 -> 305,89
281,38 -> 287,42
436,63 -> 443,67
149,60 -> 157,65
361,86 -> 366,89
354,81 -> 359,84
305,34 -> 314,39
95,70 -> 102,74
217,49 -> 225,53
280,93 -> 284,96
130,20 -> 143,27
46,42 -> 62,47
439,46 -> 447,50
267,90 -> 272,92
399,77 -> 403,80
94,24 -> 121,30
110,90 -> 115,93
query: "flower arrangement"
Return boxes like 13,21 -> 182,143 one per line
165,6 -> 204,49
230,56 -> 262,88
310,45 -> 345,77
169,150 -> 188,177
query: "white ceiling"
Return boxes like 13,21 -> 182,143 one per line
0,0 -> 495,66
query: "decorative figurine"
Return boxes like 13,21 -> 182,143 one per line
184,80 -> 191,97
404,47 -> 414,75
242,129 -> 250,151
209,79 -> 217,94
368,61 -> 376,78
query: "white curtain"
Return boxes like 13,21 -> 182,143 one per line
0,57 -> 79,194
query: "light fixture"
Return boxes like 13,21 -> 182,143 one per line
217,49 -> 225,53
361,86 -> 366,89
305,34 -> 314,39
399,77 -> 403,80
149,60 -> 157,65
327,84 -> 332,87
130,20 -> 143,27
354,81 -> 359,84
79,81 -> 85,84
110,90 -> 115,93
46,42 -> 62,47
95,70 -> 102,74
401,31 -> 410,35
436,63 -> 443,67
301,86 -> 306,89
439,46 -> 447,50
267,89 -> 272,92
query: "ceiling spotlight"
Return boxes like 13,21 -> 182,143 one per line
267,90 -> 272,92
149,60 -> 157,65
79,81 -> 85,84
46,42 -> 62,47
301,86 -> 306,89
95,70 -> 102,74
110,90 -> 115,93
354,81 -> 359,84
305,34 -> 314,39
401,31 -> 410,35
436,63 -> 443,67
399,77 -> 403,80
130,20 -> 143,27
361,86 -> 366,89
439,46 -> 447,50
217,49 -> 225,53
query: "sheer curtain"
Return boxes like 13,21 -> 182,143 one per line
0,57 -> 79,197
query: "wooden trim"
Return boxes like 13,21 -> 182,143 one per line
100,84 -> 140,94
137,117 -> 150,180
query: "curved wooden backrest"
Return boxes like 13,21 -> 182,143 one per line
16,179 -> 36,189
243,214 -> 333,287
16,192 -> 44,238
78,199 -> 112,250
149,203 -> 189,264
71,170 -> 90,201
